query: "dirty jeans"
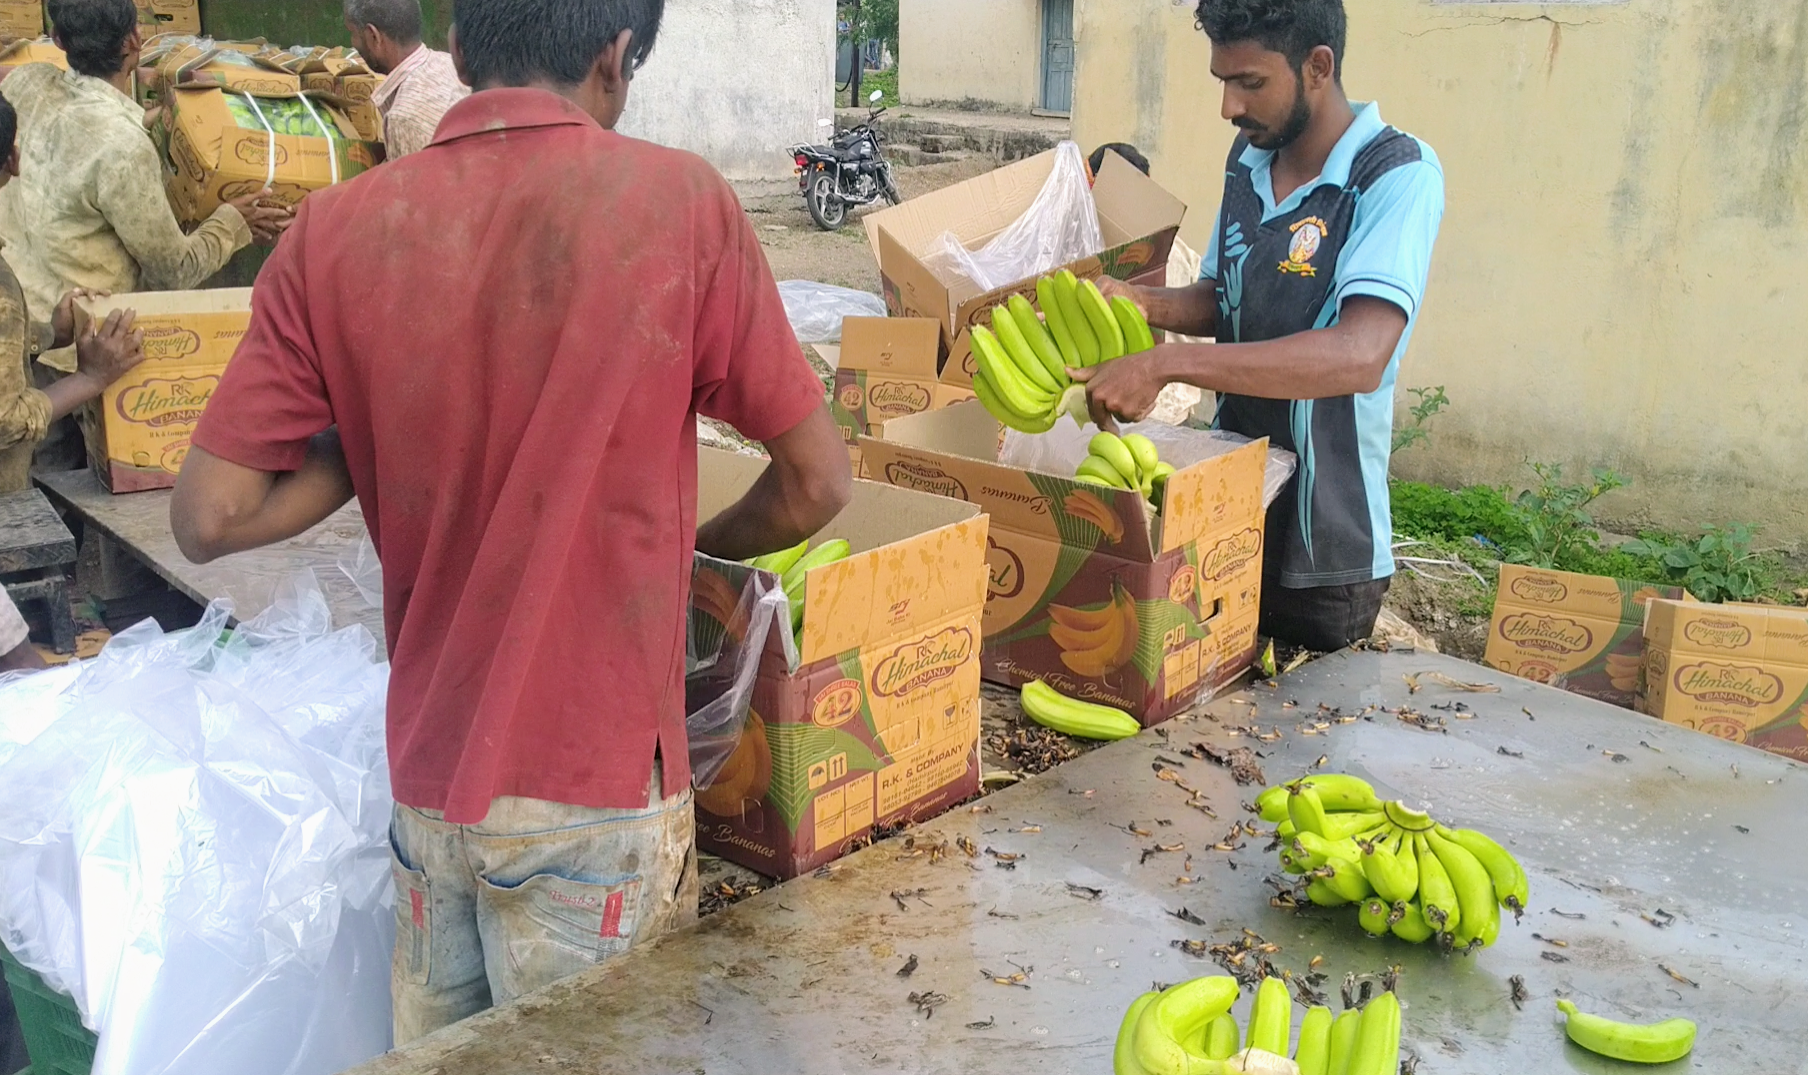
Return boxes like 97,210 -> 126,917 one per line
387,769 -> 699,1045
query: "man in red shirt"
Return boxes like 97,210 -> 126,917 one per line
170,0 -> 851,1044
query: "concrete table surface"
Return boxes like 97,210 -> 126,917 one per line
343,650 -> 1806,1075
35,469 -> 384,649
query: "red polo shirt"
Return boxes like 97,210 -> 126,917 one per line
191,89 -> 824,823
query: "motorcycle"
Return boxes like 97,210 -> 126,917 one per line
790,89 -> 901,232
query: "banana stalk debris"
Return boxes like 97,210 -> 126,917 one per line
972,270 -> 1157,433
1113,974 -> 1404,1075
1255,775 -> 1528,952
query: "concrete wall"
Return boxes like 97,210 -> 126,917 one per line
900,0 -> 1041,110
1072,0 -> 1808,544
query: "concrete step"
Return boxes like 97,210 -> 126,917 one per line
884,142 -> 966,167
837,107 -> 1069,163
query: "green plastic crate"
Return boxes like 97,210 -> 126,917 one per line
0,944 -> 95,1075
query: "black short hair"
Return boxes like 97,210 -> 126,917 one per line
47,0 -> 138,79
451,0 -> 663,89
344,0 -> 423,45
1089,143 -> 1150,178
1195,0 -> 1346,79
0,95 -> 15,161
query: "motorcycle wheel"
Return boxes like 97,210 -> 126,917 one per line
808,172 -> 847,231
881,167 -> 902,207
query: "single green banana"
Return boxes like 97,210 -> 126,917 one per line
1357,838 -> 1416,905
746,539 -> 808,575
1278,845 -> 1310,875
1290,832 -> 1361,871
1357,897 -> 1391,936
1115,991 -> 1160,1075
1388,900 -> 1435,943
1413,833 -> 1460,935
1292,775 -> 1381,813
788,538 -> 851,579
971,369 -> 1057,433
1020,679 -> 1140,741
1120,433 -> 1160,478
1037,276 -> 1083,369
1078,456 -> 1134,489
992,305 -> 1062,394
1555,999 -> 1697,1065
1426,828 -> 1494,946
1438,826 -> 1529,914
1255,786 -> 1290,822
784,569 -> 807,633
1112,294 -> 1157,354
1076,474 -> 1116,488
1080,278 -> 1127,360
1381,800 -> 1436,833
1326,1009 -> 1362,1075
1276,819 -> 1298,840
1245,976 -> 1292,1056
1090,432 -> 1142,487
1008,295 -> 1069,388
1053,270 -> 1100,366
1133,975 -> 1241,1075
1294,1006 -> 1334,1075
1304,879 -> 1348,907
1315,857 -> 1373,904
1288,784 -> 1333,838
1318,810 -> 1389,842
1346,992 -> 1400,1075
1203,1012 -> 1240,1061
971,326 -> 1054,416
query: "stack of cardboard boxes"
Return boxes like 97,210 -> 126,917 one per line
135,0 -> 199,35
818,317 -> 972,478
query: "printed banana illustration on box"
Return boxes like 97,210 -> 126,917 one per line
78,289 -> 252,493
1484,565 -> 1692,709
1641,598 -> 1808,762
687,458 -> 987,878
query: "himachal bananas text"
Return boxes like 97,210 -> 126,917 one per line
1077,430 -> 1177,509
972,270 -> 1156,434
1254,775 -> 1528,953
1114,972 -> 1402,1075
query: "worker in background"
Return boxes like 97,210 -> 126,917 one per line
172,0 -> 851,1044
0,0 -> 287,468
345,0 -> 469,160
1076,0 -> 1445,653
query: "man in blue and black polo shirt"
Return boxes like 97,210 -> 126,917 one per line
1076,0 -> 1444,653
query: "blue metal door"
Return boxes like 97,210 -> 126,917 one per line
1041,0 -> 1074,114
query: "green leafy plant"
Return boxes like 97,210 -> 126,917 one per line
1391,385 -> 1450,456
1500,463 -> 1624,569
1622,525 -> 1768,603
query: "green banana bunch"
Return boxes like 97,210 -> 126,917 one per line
969,270 -> 1160,435
1076,430 -> 1176,508
1114,976 -> 1404,1075
1019,679 -> 1141,741
1252,774 -> 1529,952
753,537 -> 851,650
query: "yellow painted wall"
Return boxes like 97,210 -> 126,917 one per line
1073,0 -> 1808,544
901,0 -> 1042,110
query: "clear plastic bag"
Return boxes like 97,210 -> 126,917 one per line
0,571 -> 395,1075
686,558 -> 788,789
777,280 -> 887,343
1001,421 -> 1299,509
923,141 -> 1104,292
336,531 -> 383,610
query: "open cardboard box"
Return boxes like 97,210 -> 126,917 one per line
1483,565 -> 1692,710
0,36 -> 61,79
136,0 -> 199,34
689,449 -> 989,878
1640,598 -> 1808,763
77,289 -> 252,492
860,400 -> 1268,726
818,316 -> 974,477
864,149 -> 1186,388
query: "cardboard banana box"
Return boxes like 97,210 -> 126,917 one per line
818,316 -> 973,478
76,289 -> 252,493
1641,598 -> 1808,763
1484,565 -> 1692,710
135,0 -> 199,35
0,0 -> 42,40
689,449 -> 989,878
861,401 -> 1271,726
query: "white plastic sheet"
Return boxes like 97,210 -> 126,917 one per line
777,280 -> 887,343
685,562 -> 788,788
923,141 -> 1104,293
0,572 -> 394,1075
1001,421 -> 1299,509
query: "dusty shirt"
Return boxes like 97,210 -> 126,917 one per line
370,46 -> 468,160
0,252 -> 54,494
0,64 -> 250,371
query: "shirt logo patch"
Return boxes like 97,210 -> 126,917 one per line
1279,217 -> 1328,277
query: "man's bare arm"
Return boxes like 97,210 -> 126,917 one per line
1071,297 -> 1409,425
695,402 -> 854,562
171,432 -> 356,564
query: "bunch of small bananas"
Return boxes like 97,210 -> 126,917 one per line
969,270 -> 1156,434
1077,431 -> 1175,507
1116,974 -> 1403,1075
1256,775 -> 1528,952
